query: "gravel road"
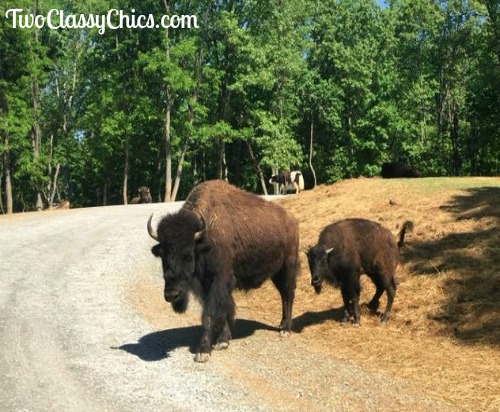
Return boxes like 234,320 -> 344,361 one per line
0,202 -> 458,412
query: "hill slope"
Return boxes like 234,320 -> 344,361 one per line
275,176 -> 500,411
132,177 -> 499,411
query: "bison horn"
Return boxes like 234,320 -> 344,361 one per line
194,216 -> 206,241
147,214 -> 159,241
326,247 -> 334,255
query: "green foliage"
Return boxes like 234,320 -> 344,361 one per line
1,0 -> 499,212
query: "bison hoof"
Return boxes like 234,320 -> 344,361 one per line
279,329 -> 291,338
194,352 -> 210,363
352,322 -> 360,328
214,341 -> 229,351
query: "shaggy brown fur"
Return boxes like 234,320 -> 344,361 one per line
306,219 -> 412,325
130,186 -> 152,204
149,179 -> 300,362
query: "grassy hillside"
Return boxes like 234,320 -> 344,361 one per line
131,176 -> 499,411
269,177 -> 499,411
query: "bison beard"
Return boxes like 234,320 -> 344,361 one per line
148,179 -> 300,362
306,219 -> 412,325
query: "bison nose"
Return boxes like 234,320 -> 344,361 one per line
164,290 -> 181,302
311,275 -> 322,294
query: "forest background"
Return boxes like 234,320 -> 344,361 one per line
0,0 -> 499,212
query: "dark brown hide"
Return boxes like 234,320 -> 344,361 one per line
149,179 -> 300,362
306,219 -> 412,325
381,162 -> 421,178
130,186 -> 152,204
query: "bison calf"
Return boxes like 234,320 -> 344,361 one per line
306,219 -> 413,325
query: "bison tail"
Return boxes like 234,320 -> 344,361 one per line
397,220 -> 414,248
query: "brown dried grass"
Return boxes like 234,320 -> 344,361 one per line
131,176 -> 500,411
245,176 -> 500,412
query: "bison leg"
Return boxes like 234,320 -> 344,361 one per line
271,268 -> 296,335
340,285 -> 352,324
340,277 -> 361,326
352,296 -> 361,326
195,280 -> 235,362
213,316 -> 232,350
367,283 -> 384,313
380,277 -> 397,323
195,312 -> 213,363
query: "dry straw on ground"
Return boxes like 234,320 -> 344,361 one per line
265,176 -> 500,411
133,176 -> 500,411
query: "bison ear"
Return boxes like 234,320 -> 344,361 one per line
151,244 -> 162,257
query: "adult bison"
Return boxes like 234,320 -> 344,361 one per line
381,162 -> 421,178
306,219 -> 413,325
130,186 -> 152,204
147,179 -> 300,362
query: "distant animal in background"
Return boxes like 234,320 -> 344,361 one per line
269,170 -> 305,194
45,200 -> 70,211
381,162 -> 421,178
306,219 -> 413,325
130,186 -> 152,204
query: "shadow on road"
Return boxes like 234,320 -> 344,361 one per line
292,307 -> 344,333
116,318 -> 277,361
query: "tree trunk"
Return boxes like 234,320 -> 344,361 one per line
170,12 -> 207,200
29,2 -> 44,211
102,182 -> 108,206
45,134 -> 62,208
217,139 -> 228,181
155,136 -> 162,202
247,141 -> 268,195
2,133 -> 13,214
48,163 -> 60,207
171,144 -> 189,201
469,120 -> 478,175
163,0 -> 173,202
122,144 -> 129,204
309,116 -> 317,188
449,99 -> 461,176
164,102 -> 172,202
